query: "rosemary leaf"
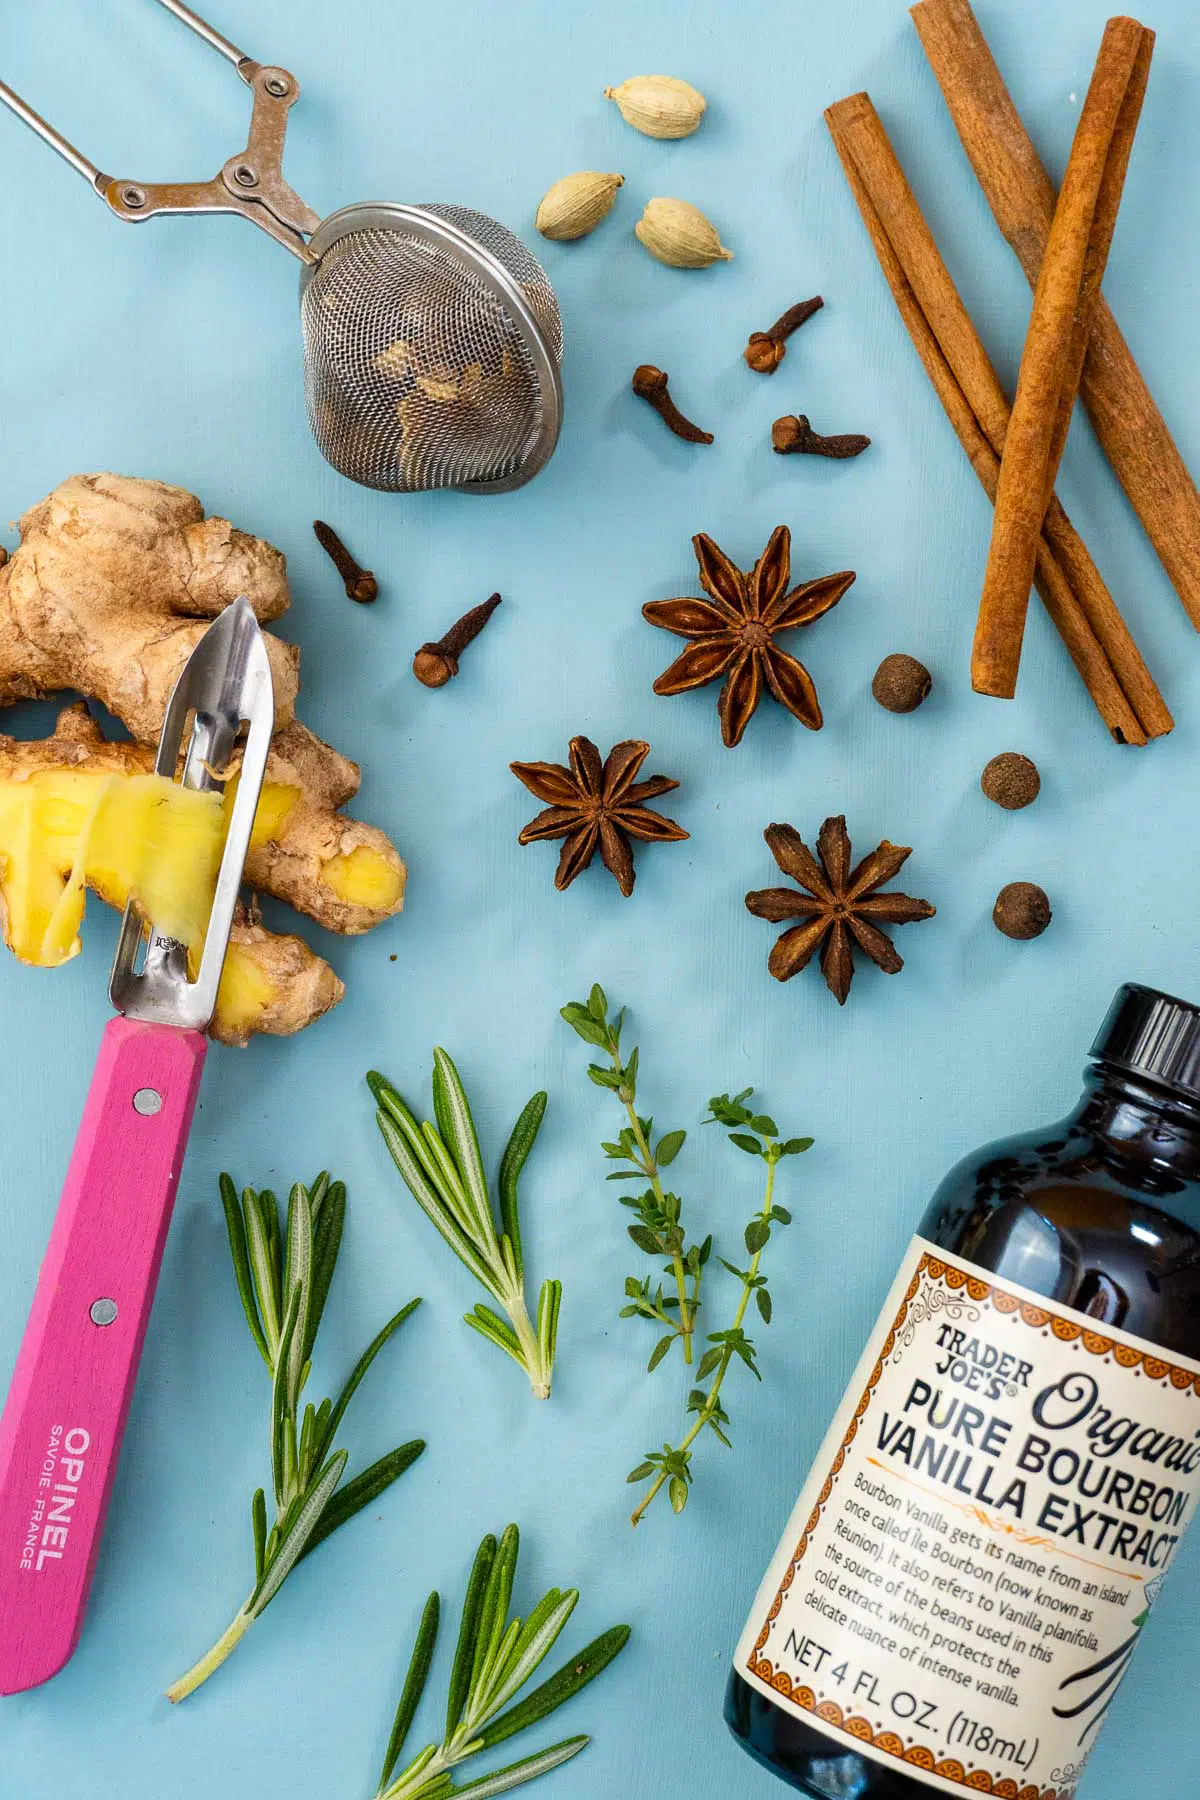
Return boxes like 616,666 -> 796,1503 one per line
464,1305 -> 524,1366
482,1590 -> 578,1720
305,1179 -> 346,1362
432,1049 -> 497,1254
270,1286 -> 303,1507
251,1488 -> 267,1585
285,1183 -> 314,1407
497,1093 -> 547,1284
471,1526 -> 520,1701
477,1625 -> 632,1750
301,1440 -> 427,1561
446,1737 -> 588,1799
447,1534 -> 497,1739
220,1174 -> 268,1366
320,1297 -> 423,1455
244,1186 -> 282,1354
380,1592 -> 440,1791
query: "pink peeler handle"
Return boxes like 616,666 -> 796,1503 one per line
0,1016 -> 207,1694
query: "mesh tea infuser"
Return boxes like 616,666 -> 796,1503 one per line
0,0 -> 564,493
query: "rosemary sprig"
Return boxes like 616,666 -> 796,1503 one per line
167,1173 -> 425,1701
561,986 -> 707,1368
369,1051 -> 561,1399
368,1523 -> 630,1800
628,1095 -> 810,1524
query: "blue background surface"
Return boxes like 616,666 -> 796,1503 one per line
1,0 -> 1199,1795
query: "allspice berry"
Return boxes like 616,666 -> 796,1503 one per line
993,882 -> 1051,940
981,752 -> 1040,810
871,653 -> 932,714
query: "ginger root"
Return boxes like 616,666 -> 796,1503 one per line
0,473 -> 407,1042
0,708 -> 356,1045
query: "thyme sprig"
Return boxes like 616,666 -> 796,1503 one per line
369,1052 -> 561,1399
167,1173 -> 425,1701
561,986 -> 707,1368
628,1096 -> 810,1524
565,989 -> 811,1524
368,1524 -> 630,1800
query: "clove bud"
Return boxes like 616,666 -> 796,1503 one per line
413,593 -> 502,688
313,519 -> 378,603
744,295 -> 824,373
632,365 -> 713,444
772,414 -> 870,459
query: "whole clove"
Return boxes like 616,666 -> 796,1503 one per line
744,295 -> 824,373
313,519 -> 378,603
631,365 -> 714,444
413,593 -> 502,688
772,414 -> 871,460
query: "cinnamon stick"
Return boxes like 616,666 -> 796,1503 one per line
912,0 -> 1200,631
973,19 -> 1152,697
824,91 -> 1170,743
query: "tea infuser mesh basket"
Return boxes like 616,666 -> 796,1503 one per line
0,0 -> 563,494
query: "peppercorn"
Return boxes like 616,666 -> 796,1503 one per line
981,752 -> 1040,810
993,882 -> 1051,940
871,653 -> 932,714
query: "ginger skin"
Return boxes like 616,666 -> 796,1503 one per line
0,473 -> 406,1040
0,474 -> 298,739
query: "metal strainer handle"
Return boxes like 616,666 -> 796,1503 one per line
0,0 -> 319,262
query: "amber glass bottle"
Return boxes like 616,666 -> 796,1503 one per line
727,984 -> 1200,1800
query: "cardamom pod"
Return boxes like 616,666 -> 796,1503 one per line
604,74 -> 707,139
635,197 -> 732,270
535,170 -> 625,241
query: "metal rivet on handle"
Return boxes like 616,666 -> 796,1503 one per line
120,185 -> 146,209
90,1298 -> 118,1327
132,1087 -> 162,1116
265,75 -> 290,97
233,163 -> 259,188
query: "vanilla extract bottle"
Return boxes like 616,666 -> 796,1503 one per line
727,984 -> 1200,1800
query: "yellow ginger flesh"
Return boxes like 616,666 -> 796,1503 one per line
0,769 -> 225,967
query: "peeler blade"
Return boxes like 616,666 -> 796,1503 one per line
109,595 -> 274,1031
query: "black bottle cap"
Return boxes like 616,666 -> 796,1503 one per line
1091,983 -> 1200,1098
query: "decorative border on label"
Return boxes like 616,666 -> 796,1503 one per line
746,1251 -> 1200,1799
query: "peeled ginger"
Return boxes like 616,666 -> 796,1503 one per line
0,769 -> 224,967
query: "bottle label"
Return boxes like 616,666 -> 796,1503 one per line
734,1236 -> 1200,1800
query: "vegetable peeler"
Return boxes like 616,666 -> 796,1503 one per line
0,596 -> 273,1694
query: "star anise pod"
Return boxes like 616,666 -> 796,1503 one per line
511,736 -> 688,896
643,526 -> 855,747
745,816 -> 935,1003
